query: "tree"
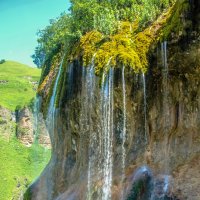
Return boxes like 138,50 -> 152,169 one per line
0,59 -> 5,64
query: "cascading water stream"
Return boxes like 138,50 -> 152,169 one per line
47,57 -> 64,140
33,95 -> 50,169
101,68 -> 114,200
161,41 -> 169,133
161,41 -> 171,193
84,60 -> 97,200
142,73 -> 147,144
33,96 -> 41,144
80,57 -> 115,200
32,96 -> 41,171
163,175 -> 170,193
120,65 -> 127,199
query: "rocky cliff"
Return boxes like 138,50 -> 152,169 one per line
16,106 -> 50,148
0,106 -> 16,140
25,1 -> 200,200
0,105 -> 50,148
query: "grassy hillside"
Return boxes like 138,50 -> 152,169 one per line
0,61 -> 50,199
0,138 -> 51,200
0,61 -> 41,110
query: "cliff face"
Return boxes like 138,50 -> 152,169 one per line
26,2 -> 200,200
0,104 -> 50,148
16,106 -> 50,148
0,106 -> 16,140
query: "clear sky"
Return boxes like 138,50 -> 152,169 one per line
0,0 -> 70,67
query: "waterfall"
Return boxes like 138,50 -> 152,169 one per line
161,41 -> 169,133
83,62 -> 96,200
82,64 -> 114,200
163,175 -> 169,193
47,57 -> 64,139
121,65 -> 127,199
32,96 -> 41,172
142,73 -> 147,143
33,96 -> 41,144
161,41 -> 168,71
101,68 -> 114,200
161,41 -> 171,179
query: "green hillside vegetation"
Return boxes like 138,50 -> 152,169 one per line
0,61 -> 49,199
0,61 -> 41,110
0,138 -> 51,200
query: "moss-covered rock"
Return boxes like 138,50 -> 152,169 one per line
72,1 -> 188,76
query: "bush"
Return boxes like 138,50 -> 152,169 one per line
0,59 -> 5,64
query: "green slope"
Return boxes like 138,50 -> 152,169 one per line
0,138 -> 51,200
0,61 -> 41,110
0,61 -> 50,199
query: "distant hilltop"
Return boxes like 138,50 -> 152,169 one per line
0,60 -> 41,110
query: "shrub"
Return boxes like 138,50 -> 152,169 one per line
0,59 -> 5,64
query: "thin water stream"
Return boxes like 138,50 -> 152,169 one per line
101,68 -> 114,200
142,73 -> 147,144
121,65 -> 127,199
84,64 -> 97,200
161,41 -> 171,196
33,96 -> 41,144
47,57 -> 64,139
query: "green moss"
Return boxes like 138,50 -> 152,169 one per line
160,0 -> 190,40
78,21 -> 147,75
23,187 -> 32,200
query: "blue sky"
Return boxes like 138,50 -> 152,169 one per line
0,0 -> 70,67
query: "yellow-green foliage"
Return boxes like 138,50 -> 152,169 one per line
77,3 -> 178,75
80,21 -> 148,75
80,31 -> 103,66
78,1 -> 187,75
